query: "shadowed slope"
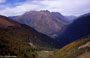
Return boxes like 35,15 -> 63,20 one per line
57,13 -> 90,47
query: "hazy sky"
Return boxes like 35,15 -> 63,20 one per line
0,0 -> 90,16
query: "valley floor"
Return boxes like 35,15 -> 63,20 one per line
37,50 -> 55,58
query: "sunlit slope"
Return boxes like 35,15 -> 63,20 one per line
55,35 -> 90,58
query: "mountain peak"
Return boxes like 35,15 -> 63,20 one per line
40,10 -> 50,13
14,10 -> 69,38
25,10 -> 50,14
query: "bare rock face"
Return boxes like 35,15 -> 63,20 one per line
78,41 -> 90,49
14,10 -> 68,38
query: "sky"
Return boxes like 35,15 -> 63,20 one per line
0,0 -> 90,16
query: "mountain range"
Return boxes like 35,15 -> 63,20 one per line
11,10 -> 69,38
0,10 -> 90,58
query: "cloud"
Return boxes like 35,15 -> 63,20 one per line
0,0 -> 5,3
0,0 -> 45,16
0,3 -> 39,16
0,0 -> 90,16
38,0 -> 90,16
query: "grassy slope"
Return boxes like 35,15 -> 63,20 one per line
0,24 -> 59,58
54,35 -> 90,58
8,24 -> 60,48
0,28 -> 37,58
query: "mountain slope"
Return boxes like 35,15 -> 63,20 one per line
57,13 -> 90,47
0,15 -> 21,28
0,15 -> 60,58
0,15 -> 61,48
54,35 -> 90,58
14,10 -> 68,38
0,28 -> 37,58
